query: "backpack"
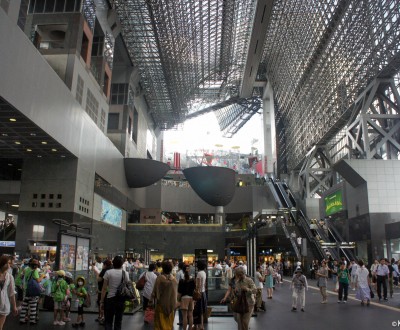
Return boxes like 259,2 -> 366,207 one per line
52,279 -> 66,302
116,271 -> 135,301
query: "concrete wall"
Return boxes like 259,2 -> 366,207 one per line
345,160 -> 400,213
0,9 -> 150,207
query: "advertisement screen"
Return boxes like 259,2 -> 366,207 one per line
325,190 -> 343,216
101,199 -> 122,228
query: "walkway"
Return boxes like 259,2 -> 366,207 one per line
6,278 -> 400,330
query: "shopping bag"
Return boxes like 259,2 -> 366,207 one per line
144,307 -> 155,324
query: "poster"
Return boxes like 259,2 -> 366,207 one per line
82,246 -> 89,270
68,244 -> 75,271
76,246 -> 83,271
60,244 -> 69,270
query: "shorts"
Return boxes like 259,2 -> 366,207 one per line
54,301 -> 63,310
180,296 -> 194,311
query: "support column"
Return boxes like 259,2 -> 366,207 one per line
262,82 -> 276,174
215,206 -> 224,225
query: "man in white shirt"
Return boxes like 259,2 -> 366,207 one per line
255,265 -> 265,311
375,258 -> 390,301
214,260 -> 223,289
350,260 -> 359,290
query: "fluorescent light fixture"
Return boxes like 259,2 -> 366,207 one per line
207,249 -> 214,253
11,204 -> 19,207
9,118 -> 16,122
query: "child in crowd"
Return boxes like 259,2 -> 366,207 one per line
290,268 -> 308,312
72,276 -> 87,327
63,272 -> 74,322
52,270 -> 69,325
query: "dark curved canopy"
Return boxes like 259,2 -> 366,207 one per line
183,166 -> 236,207
124,158 -> 170,188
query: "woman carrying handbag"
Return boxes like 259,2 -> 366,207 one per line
220,267 -> 257,330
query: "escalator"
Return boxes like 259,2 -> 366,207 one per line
268,178 -> 326,260
278,181 -> 355,263
266,180 -> 301,261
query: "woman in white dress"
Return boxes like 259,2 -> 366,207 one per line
355,259 -> 371,306
0,255 -> 18,329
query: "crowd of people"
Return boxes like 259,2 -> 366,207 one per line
1,253 -> 396,330
290,256 -> 399,313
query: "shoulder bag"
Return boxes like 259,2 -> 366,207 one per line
26,272 -> 44,297
193,276 -> 202,301
116,270 -> 135,301
231,291 -> 249,314
135,272 -> 147,290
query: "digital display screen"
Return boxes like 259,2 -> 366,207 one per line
325,190 -> 343,216
101,199 -> 122,228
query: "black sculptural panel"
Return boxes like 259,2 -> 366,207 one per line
183,166 -> 236,206
124,158 -> 170,188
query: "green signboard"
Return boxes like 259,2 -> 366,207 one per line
325,190 -> 343,216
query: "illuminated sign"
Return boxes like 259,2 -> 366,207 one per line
325,190 -> 343,216
101,199 -> 122,228
0,241 -> 15,247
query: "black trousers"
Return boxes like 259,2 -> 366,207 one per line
377,275 -> 388,299
338,282 -> 349,301
104,297 -> 125,330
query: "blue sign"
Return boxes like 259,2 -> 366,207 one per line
0,241 -> 15,247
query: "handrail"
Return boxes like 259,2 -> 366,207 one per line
273,181 -> 326,259
266,181 -> 301,260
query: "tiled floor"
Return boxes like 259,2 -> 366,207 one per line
6,278 -> 400,329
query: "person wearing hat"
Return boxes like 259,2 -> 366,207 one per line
290,268 -> 308,312
19,258 -> 45,325
72,276 -> 87,327
52,270 -> 69,325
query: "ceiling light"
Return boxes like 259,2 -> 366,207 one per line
30,133 -> 36,136
7,163 -> 12,166
11,204 -> 19,208
60,155 -> 66,158
51,148 -> 57,152
9,118 -> 16,122
14,141 -> 21,145
41,141 -> 47,144
37,155 -> 42,158
1,133 -> 8,136
17,169 -> 21,171
26,148 -> 32,152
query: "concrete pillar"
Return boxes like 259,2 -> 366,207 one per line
262,82 -> 276,174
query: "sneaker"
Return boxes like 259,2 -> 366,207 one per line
291,307 -> 297,312
384,298 -> 388,301
343,300 -> 347,303
53,321 -> 60,325
301,308 -> 304,312
321,300 -> 327,304
58,321 -> 66,326
337,300 -> 342,303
